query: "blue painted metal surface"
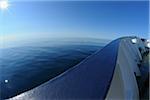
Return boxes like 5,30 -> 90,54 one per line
10,39 -> 121,100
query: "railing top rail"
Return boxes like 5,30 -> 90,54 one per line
10,39 -> 121,100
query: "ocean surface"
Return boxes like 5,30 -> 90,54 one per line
0,39 -> 106,99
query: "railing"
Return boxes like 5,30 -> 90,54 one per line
106,38 -> 140,99
10,39 -> 121,100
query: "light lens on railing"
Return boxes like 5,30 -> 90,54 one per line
147,42 -> 150,48
131,38 -> 137,44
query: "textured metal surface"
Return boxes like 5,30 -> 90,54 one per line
10,39 -> 120,100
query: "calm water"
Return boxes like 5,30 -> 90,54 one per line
0,40 -> 104,99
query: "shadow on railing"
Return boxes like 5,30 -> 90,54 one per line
9,39 -> 121,100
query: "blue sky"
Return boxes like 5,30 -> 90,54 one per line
0,1 -> 149,41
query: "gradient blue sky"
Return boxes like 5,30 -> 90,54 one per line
0,0 -> 149,41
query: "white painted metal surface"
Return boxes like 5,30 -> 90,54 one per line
106,37 -> 147,100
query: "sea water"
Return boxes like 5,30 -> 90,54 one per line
0,39 -> 105,99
